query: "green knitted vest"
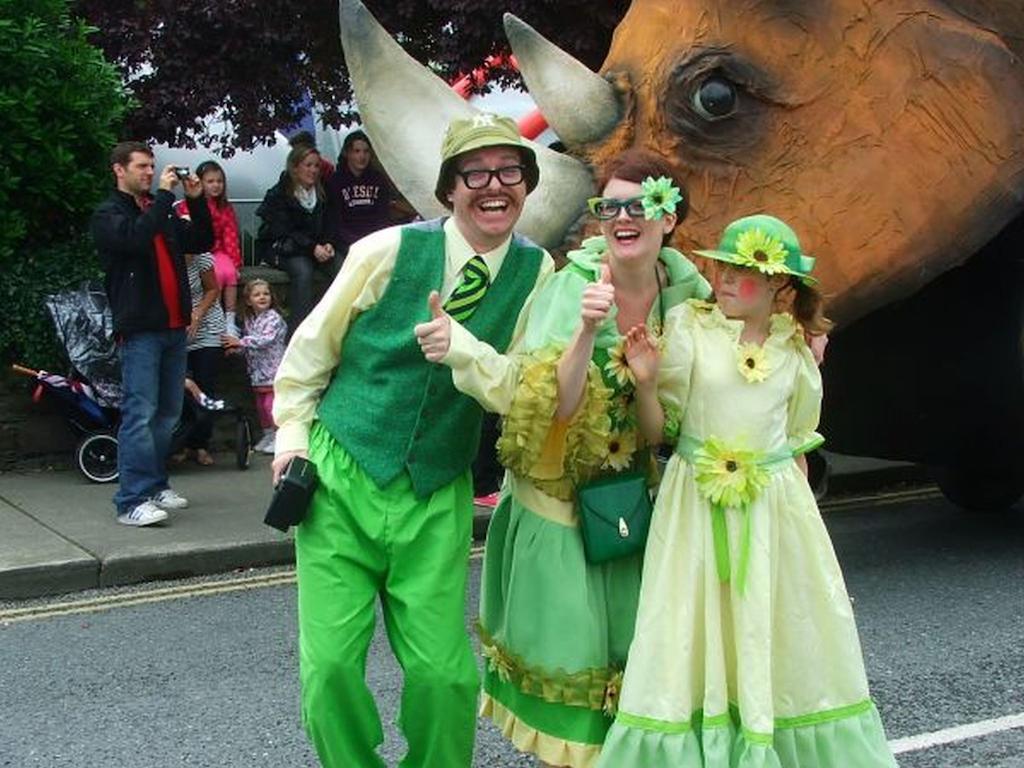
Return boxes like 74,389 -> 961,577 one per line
317,218 -> 544,497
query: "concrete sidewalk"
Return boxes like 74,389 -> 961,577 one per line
0,451 -> 930,600
0,455 -> 286,599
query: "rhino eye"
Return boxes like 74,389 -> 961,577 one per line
665,54 -> 768,153
692,77 -> 738,120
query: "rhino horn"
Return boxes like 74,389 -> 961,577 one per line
339,0 -> 468,221
518,147 -> 596,250
339,0 -> 594,249
504,13 -> 622,146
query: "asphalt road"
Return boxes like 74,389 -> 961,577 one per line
1,489 -> 1022,767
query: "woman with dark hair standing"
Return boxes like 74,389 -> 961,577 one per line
255,144 -> 336,333
422,149 -> 711,767
325,130 -> 396,262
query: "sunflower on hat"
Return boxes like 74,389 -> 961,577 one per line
735,228 -> 788,274
695,214 -> 818,286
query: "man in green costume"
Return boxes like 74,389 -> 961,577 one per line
271,113 -> 555,768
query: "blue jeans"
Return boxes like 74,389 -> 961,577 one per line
114,329 -> 187,514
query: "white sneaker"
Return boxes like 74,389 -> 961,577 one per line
152,488 -> 189,510
117,501 -> 168,527
257,431 -> 276,455
253,430 -> 276,454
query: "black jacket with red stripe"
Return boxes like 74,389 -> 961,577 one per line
91,189 -> 213,335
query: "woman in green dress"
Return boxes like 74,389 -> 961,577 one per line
430,149 -> 710,766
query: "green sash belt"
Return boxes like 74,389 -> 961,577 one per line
675,435 -> 795,593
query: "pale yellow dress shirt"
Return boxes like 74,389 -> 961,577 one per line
273,217 -> 555,455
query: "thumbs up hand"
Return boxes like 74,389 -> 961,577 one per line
428,290 -> 445,319
414,290 -> 452,362
580,262 -> 615,331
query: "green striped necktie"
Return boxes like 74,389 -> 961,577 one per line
444,255 -> 490,322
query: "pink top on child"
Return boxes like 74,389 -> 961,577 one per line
207,197 -> 242,270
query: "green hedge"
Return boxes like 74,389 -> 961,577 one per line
0,0 -> 129,362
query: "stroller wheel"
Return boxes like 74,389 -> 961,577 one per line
236,416 -> 252,470
76,432 -> 118,483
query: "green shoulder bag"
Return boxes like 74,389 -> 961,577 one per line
577,471 -> 653,564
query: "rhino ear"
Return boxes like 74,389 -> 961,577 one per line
339,0 -> 594,249
504,13 -> 623,146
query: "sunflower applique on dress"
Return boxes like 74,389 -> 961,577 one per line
604,339 -> 636,387
691,437 -> 771,511
602,429 -> 638,471
736,342 -> 770,383
609,390 -> 637,427
593,329 -> 651,473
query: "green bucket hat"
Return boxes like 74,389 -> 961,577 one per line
434,113 -> 539,206
695,214 -> 818,285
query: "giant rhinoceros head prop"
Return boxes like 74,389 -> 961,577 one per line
340,0 -> 1024,325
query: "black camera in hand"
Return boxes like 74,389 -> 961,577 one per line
173,166 -> 191,180
263,456 -> 319,532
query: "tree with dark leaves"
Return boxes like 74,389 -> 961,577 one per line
74,0 -> 629,154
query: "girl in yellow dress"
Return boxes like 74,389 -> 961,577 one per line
594,215 -> 897,767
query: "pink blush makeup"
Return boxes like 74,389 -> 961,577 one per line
739,278 -> 760,300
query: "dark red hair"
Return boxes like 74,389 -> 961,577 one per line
594,149 -> 688,244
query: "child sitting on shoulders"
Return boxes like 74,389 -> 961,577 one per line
222,279 -> 287,454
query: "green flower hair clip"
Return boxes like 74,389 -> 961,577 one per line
640,176 -> 683,220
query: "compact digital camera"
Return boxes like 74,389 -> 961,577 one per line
173,166 -> 191,180
263,456 -> 319,532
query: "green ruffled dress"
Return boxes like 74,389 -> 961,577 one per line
477,238 -> 711,767
595,301 -> 897,767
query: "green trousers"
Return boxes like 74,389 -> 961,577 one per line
296,423 -> 479,768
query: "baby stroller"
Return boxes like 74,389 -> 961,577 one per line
13,282 -> 252,483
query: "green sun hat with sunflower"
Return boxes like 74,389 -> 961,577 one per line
695,214 -> 817,286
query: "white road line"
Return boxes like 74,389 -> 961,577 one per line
889,712 -> 1024,754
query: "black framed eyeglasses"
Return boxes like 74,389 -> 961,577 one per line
587,196 -> 647,220
455,165 -> 526,189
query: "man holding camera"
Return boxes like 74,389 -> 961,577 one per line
271,114 -> 554,767
91,141 -> 213,526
